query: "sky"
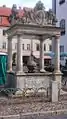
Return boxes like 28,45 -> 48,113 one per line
0,0 -> 52,10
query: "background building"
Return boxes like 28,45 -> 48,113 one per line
52,0 -> 67,66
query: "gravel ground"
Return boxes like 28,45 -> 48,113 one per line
0,95 -> 67,116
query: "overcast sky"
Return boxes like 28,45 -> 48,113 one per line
0,0 -> 52,10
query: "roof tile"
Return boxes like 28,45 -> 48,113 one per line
0,7 -> 24,27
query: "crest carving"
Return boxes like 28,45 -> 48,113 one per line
8,4 -> 57,26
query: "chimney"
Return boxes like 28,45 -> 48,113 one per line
3,5 -> 6,7
19,6 -> 21,9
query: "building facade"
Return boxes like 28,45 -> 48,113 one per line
52,0 -> 67,66
0,5 -> 52,67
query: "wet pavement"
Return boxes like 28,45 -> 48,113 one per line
44,115 -> 67,119
20,114 -> 67,119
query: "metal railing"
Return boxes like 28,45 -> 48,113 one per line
0,87 -> 22,96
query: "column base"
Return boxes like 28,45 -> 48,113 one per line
15,72 -> 25,93
40,69 -> 46,73
7,70 -> 14,73
7,68 -> 13,72
53,70 -> 61,74
16,71 -> 25,75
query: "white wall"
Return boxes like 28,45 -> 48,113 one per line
0,27 -> 52,60
10,36 -> 52,59
52,0 -> 56,13
52,0 -> 67,65
0,27 -> 8,52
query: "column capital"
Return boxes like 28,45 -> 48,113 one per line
52,34 -> 60,39
8,36 -> 13,40
55,34 -> 60,39
16,32 -> 24,37
39,35 -> 47,42
39,35 -> 43,40
16,34 -> 23,40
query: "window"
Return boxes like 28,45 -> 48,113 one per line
60,19 -> 65,35
60,45 -> 64,60
44,59 -> 51,66
60,45 -> 64,52
44,44 -> 46,51
27,44 -> 30,50
60,56 -> 64,60
36,44 -> 39,51
3,30 -> 5,35
22,44 -> 24,50
59,0 -> 65,5
49,45 -> 52,51
2,42 -> 6,49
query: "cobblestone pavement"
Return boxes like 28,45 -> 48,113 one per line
0,96 -> 67,116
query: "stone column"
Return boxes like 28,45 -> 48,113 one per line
16,35 -> 23,72
52,36 -> 55,65
54,35 -> 60,73
51,35 -> 62,102
8,37 -> 12,71
40,36 -> 46,72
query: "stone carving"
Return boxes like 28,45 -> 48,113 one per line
8,4 -> 19,25
8,5 -> 57,25
27,56 -> 37,73
22,7 -> 45,25
45,9 -> 57,25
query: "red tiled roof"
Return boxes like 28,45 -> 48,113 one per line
0,7 -> 11,16
0,17 -> 10,27
0,7 -> 24,27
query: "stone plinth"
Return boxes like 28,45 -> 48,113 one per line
50,80 -> 59,102
52,72 -> 62,90
15,72 -> 52,96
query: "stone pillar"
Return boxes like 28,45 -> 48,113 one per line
51,80 -> 58,102
40,36 -> 46,72
54,35 -> 60,73
52,36 -> 55,65
51,35 -> 62,102
8,37 -> 12,71
16,35 -> 23,73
